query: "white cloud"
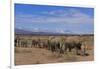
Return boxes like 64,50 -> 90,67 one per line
15,9 -> 94,24
15,8 -> 94,34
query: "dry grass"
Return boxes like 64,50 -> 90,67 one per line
15,35 -> 94,65
15,47 -> 32,53
15,48 -> 94,65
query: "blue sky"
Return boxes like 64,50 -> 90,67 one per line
15,3 -> 94,34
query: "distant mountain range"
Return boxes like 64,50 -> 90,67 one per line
15,28 -> 93,36
15,28 -> 69,35
15,28 -> 34,35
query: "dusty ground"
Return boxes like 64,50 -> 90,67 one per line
15,46 -> 94,65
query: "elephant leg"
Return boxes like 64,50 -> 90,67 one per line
69,47 -> 72,52
76,49 -> 81,55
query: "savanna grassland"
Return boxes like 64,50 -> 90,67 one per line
15,35 -> 94,65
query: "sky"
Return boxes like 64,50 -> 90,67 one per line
15,3 -> 94,34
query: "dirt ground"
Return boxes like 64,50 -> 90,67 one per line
15,46 -> 94,65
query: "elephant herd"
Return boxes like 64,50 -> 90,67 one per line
15,36 -> 88,56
